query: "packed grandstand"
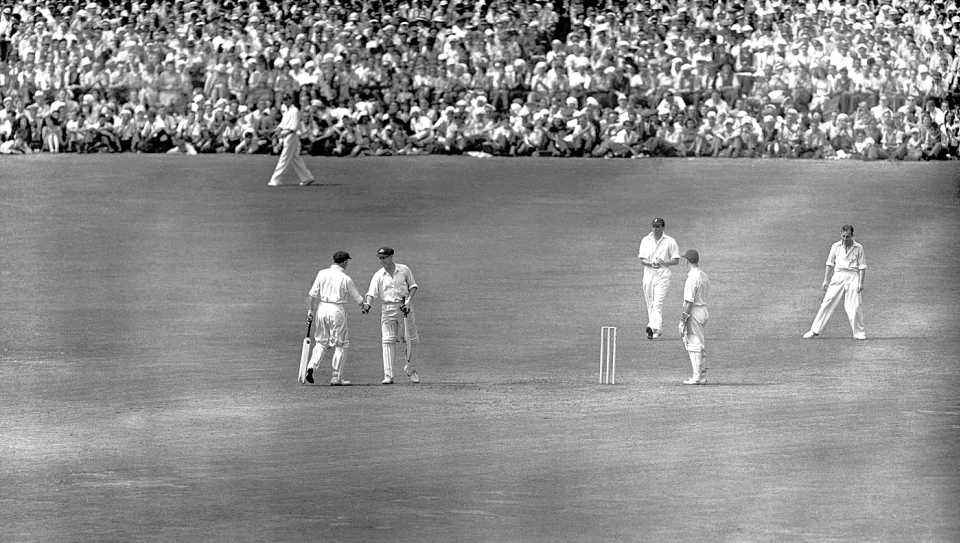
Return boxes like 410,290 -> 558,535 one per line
0,0 -> 958,158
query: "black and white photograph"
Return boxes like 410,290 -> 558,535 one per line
2,0 -> 958,540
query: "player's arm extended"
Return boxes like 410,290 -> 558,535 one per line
306,294 -> 319,320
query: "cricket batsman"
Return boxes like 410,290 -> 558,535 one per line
302,250 -> 365,386
638,217 -> 681,339
678,249 -> 709,385
362,247 -> 421,384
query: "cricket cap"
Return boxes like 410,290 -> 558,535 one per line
652,217 -> 666,227
682,249 -> 700,263
333,250 -> 351,263
376,247 -> 395,257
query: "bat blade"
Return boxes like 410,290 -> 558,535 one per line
298,337 -> 312,383
297,316 -> 314,384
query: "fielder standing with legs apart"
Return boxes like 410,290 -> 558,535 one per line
300,251 -> 365,386
638,217 -> 681,339
267,93 -> 315,187
678,249 -> 710,385
802,224 -> 867,340
362,247 -> 421,385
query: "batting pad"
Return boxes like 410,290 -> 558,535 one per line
381,318 -> 403,344
382,343 -> 399,379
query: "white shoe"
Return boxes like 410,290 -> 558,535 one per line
682,375 -> 707,385
802,330 -> 819,339
853,334 -> 867,340
651,331 -> 662,339
381,377 -> 394,385
330,378 -> 352,386
408,371 -> 420,384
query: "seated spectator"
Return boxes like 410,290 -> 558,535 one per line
167,135 -> 198,155
0,130 -> 30,154
0,0 -> 956,162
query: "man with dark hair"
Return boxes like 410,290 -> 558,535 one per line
803,225 -> 867,340
301,251 -> 366,386
268,93 -> 315,186
637,217 -> 681,339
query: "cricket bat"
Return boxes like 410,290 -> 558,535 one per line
297,314 -> 314,384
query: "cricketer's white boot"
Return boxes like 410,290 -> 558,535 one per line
683,351 -> 707,385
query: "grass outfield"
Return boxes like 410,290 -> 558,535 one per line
1,155 -> 958,542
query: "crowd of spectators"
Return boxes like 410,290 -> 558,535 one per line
1,0 -> 959,160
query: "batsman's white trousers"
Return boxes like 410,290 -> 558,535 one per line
314,302 -> 351,348
681,306 -> 709,353
642,268 -> 672,332
379,302 -> 419,344
809,270 -> 865,337
267,133 -> 314,186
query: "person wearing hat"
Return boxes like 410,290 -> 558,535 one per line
678,249 -> 709,384
267,93 -> 315,186
637,217 -> 681,339
301,251 -> 366,385
802,225 -> 867,340
361,247 -> 421,384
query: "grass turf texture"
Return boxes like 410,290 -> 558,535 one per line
1,155 -> 958,542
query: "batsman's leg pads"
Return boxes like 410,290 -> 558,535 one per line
688,351 -> 703,379
381,343 -> 397,379
308,344 -> 329,370
331,347 -> 347,379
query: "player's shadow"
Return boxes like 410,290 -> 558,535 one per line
799,336 -> 911,340
673,382 -> 776,387
268,183 -> 343,188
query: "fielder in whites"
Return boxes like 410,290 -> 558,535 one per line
637,217 -> 680,339
803,224 -> 867,340
362,247 -> 421,384
301,251 -> 365,386
678,249 -> 709,385
267,93 -> 315,186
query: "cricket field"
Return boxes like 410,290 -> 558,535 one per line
1,155 -> 958,542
